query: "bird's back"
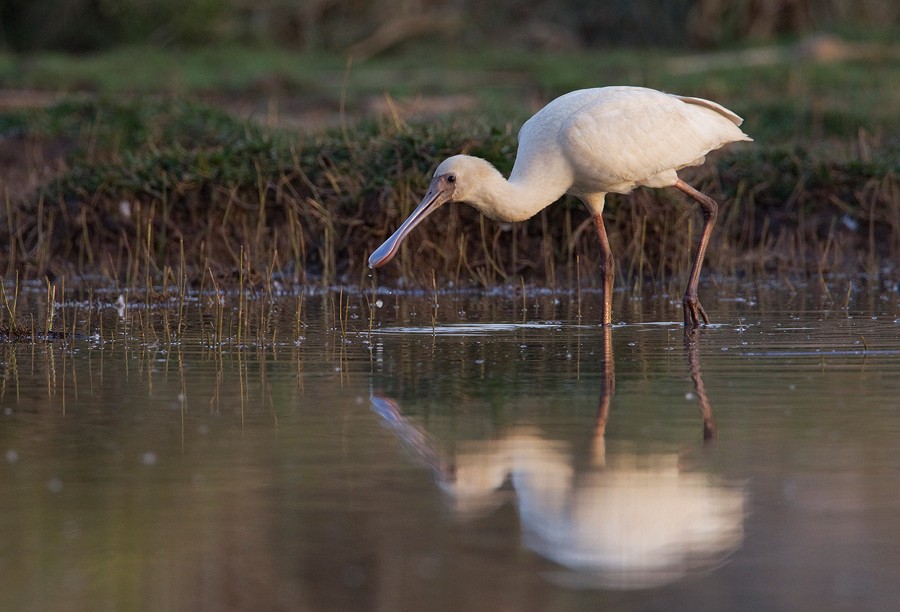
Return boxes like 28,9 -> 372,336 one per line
511,87 -> 751,197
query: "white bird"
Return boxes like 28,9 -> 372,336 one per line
368,86 -> 752,327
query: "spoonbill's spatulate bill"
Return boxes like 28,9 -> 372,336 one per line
368,86 -> 751,327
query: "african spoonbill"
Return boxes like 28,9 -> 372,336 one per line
368,86 -> 751,327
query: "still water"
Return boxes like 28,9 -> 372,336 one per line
1,281 -> 899,611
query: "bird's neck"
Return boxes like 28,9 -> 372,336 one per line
468,164 -> 567,223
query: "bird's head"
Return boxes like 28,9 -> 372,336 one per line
368,155 -> 497,268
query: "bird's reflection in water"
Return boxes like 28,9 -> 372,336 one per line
370,327 -> 745,590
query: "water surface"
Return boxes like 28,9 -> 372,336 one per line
1,282 -> 899,611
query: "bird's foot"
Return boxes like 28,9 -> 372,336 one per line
682,294 -> 710,328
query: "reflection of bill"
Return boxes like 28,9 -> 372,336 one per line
370,327 -> 745,589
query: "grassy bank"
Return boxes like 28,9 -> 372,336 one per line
1,43 -> 898,292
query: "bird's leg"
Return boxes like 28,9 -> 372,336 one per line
592,212 -> 615,325
675,179 -> 718,328
594,324 -> 615,460
684,328 -> 716,441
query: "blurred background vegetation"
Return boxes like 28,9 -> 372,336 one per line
1,0 -> 896,53
0,1 -> 897,287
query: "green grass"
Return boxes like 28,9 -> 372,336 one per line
0,46 -> 345,95
2,41 -> 897,144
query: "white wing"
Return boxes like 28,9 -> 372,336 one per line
557,88 -> 751,194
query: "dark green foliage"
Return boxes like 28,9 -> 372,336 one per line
3,0 -> 896,53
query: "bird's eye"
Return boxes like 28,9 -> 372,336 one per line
446,174 -> 456,183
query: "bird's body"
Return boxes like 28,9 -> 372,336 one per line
369,86 -> 751,327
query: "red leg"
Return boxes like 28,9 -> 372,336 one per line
593,212 -> 615,326
675,179 -> 718,328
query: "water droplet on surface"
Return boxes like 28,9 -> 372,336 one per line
5,449 -> 19,464
47,477 -> 63,493
142,452 -> 158,466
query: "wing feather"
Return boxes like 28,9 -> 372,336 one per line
558,88 -> 751,193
